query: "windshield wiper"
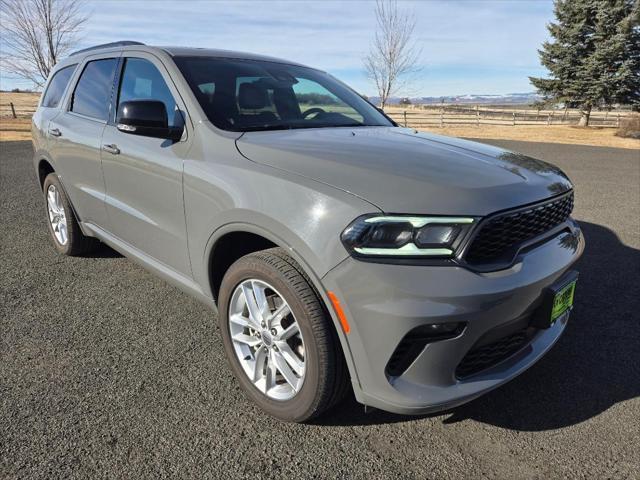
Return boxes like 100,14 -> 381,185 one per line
241,124 -> 293,132
241,123 -> 382,132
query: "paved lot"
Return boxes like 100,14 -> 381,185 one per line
1,139 -> 639,479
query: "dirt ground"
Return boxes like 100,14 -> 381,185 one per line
419,124 -> 639,150
0,118 -> 32,141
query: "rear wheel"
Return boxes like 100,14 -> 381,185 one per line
218,248 -> 349,422
43,173 -> 98,256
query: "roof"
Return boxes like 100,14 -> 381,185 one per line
66,41 -> 308,68
160,46 -> 307,67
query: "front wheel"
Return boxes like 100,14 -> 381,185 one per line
218,248 -> 349,422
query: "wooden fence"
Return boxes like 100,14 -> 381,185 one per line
1,102 -> 37,118
0,100 -> 628,128
385,105 -> 624,128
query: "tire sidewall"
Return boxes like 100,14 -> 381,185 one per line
218,257 -> 324,422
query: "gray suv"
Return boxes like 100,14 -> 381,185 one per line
32,41 -> 584,422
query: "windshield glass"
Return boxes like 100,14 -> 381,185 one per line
173,56 -> 393,132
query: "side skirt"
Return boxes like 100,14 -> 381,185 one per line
82,222 -> 217,311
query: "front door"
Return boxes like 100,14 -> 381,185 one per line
100,52 -> 192,276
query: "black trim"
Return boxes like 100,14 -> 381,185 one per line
69,41 -> 145,57
456,190 -> 575,271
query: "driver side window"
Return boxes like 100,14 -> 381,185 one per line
118,57 -> 183,127
292,78 -> 363,123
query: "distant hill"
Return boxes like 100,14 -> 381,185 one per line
370,92 -> 543,105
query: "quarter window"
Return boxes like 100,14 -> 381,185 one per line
118,58 -> 180,127
71,58 -> 118,121
42,65 -> 77,108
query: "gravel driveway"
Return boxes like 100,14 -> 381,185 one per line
1,139 -> 638,479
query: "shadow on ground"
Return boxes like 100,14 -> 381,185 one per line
315,221 -> 640,430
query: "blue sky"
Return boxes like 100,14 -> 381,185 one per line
1,0 -> 555,95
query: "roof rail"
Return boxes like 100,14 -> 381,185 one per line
69,41 -> 146,57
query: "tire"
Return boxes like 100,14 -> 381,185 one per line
218,247 -> 349,422
43,173 -> 98,256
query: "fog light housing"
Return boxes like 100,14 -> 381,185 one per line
386,322 -> 466,377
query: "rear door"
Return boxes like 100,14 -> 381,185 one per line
48,52 -> 120,227
100,52 -> 192,276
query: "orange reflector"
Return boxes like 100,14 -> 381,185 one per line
327,291 -> 350,334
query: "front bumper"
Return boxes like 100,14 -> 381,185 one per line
322,223 -> 584,415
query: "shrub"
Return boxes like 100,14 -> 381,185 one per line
616,115 -> 640,139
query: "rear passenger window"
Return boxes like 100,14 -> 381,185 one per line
42,65 -> 76,108
71,58 -> 118,121
118,58 -> 181,127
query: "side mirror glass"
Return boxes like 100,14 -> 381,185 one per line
116,100 -> 182,141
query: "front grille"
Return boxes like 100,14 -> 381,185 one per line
465,192 -> 574,264
456,328 -> 529,378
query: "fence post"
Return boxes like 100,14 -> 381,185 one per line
476,105 -> 479,126
440,108 -> 444,127
10,102 -> 17,119
547,112 -> 552,126
403,110 -> 407,127
617,113 -> 620,128
512,112 -> 516,126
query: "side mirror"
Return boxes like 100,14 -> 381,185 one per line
116,100 -> 182,141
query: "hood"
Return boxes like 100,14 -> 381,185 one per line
235,127 -> 572,216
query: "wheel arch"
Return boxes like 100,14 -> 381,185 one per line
203,222 -> 361,389
37,158 -> 55,190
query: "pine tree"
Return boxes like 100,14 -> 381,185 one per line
530,0 -> 639,126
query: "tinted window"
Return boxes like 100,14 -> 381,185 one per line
118,58 -> 181,127
174,57 -> 392,132
71,58 -> 117,121
42,65 -> 76,108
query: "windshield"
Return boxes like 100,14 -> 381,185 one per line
173,56 -> 393,132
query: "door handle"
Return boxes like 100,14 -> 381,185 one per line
48,128 -> 61,137
102,144 -> 120,155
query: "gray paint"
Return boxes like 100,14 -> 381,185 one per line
32,43 -> 584,415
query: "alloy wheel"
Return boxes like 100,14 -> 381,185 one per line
228,279 -> 306,400
46,184 -> 68,245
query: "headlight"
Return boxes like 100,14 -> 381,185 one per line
341,215 -> 476,258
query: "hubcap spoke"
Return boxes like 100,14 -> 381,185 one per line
229,313 -> 251,328
272,350 -> 301,392
232,332 -> 262,347
252,346 -> 268,384
277,321 -> 299,341
268,302 -> 291,326
241,283 -> 264,328
266,352 -> 278,392
276,341 -> 305,376
251,281 -> 271,321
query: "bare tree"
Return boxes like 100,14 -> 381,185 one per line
0,0 -> 87,88
364,0 -> 420,108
